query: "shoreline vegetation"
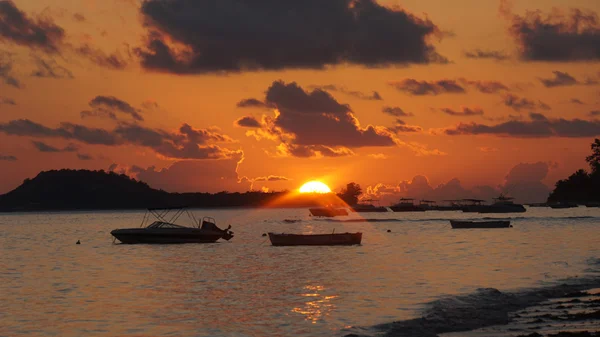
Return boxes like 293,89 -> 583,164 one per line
1,139 -> 598,213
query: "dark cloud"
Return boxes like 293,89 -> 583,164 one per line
0,96 -> 15,105
30,56 -> 73,79
74,44 -> 128,70
0,119 -> 240,160
234,116 -> 261,128
277,143 -> 355,158
389,79 -> 466,96
440,106 -> 484,116
236,98 -> 272,109
503,3 -> 600,62
503,93 -> 551,112
311,84 -> 383,101
501,162 -> 551,203
382,106 -> 414,117
463,49 -> 509,61
571,98 -> 585,105
73,13 -> 85,22
82,95 -> 143,121
390,119 -> 422,133
0,154 -> 16,161
460,79 -> 509,94
134,158 -> 248,193
31,140 -> 78,152
77,153 -> 92,160
136,0 -> 446,74
445,112 -> 600,138
0,51 -> 21,88
590,110 -> 600,117
539,71 -> 580,87
0,0 -> 65,53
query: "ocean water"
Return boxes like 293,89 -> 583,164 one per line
1,207 -> 599,337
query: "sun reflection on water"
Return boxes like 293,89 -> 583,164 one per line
292,285 -> 338,323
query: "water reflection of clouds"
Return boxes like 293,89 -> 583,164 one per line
292,285 -> 338,323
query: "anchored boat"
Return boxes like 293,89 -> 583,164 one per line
450,220 -> 512,229
111,207 -> 234,244
268,232 -> 362,246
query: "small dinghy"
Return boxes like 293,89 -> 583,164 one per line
111,207 -> 234,244
309,207 -> 348,217
268,232 -> 362,246
450,220 -> 512,229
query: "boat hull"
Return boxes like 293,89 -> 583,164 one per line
111,228 -> 225,244
309,207 -> 348,217
268,232 -> 362,246
349,207 -> 388,213
389,205 -> 425,212
450,220 -> 512,229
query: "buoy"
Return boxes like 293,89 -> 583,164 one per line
262,233 -> 267,237
76,240 -> 81,244
387,229 -> 391,233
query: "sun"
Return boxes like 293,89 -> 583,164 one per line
299,181 -> 332,194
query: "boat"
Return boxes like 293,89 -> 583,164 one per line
268,232 -> 362,246
111,207 -> 234,244
349,200 -> 388,212
389,198 -> 425,212
309,207 -> 348,217
462,195 -> 526,213
549,202 -> 578,209
450,220 -> 512,229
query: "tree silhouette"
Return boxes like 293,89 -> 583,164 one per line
586,138 -> 600,174
338,182 -> 362,205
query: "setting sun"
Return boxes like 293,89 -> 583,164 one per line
299,181 -> 332,194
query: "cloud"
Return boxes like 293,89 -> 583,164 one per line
538,71 -> 598,87
460,79 -> 509,94
0,119 -> 241,160
74,44 -> 128,70
440,106 -> 484,116
82,95 -> 144,121
133,158 -> 249,193
390,119 -> 422,133
503,2 -> 600,62
444,112 -> 600,138
0,0 -> 65,53
463,49 -> 509,61
236,98 -> 272,109
30,56 -> 74,79
31,140 -> 78,152
590,110 -> 600,117
234,116 -> 261,128
0,51 -> 21,88
570,98 -> 585,105
382,106 -> 414,117
389,79 -> 466,96
310,84 -> 383,101
76,153 -> 92,160
73,13 -> 85,22
501,162 -> 551,203
135,0 -> 446,74
0,154 -> 16,161
0,96 -> 15,105
503,93 -> 551,111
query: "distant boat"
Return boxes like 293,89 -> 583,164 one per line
527,203 -> 549,207
549,202 -> 578,209
389,198 -> 426,212
111,207 -> 234,244
268,232 -> 362,246
450,220 -> 512,229
309,207 -> 348,217
350,199 -> 388,212
462,195 -> 526,213
584,202 -> 600,208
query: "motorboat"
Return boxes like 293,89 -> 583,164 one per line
450,220 -> 512,229
349,200 -> 388,212
268,232 -> 362,246
389,198 -> 425,212
462,195 -> 526,213
549,202 -> 578,209
309,207 -> 348,217
111,207 -> 234,244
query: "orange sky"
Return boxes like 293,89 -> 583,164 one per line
1,0 -> 599,203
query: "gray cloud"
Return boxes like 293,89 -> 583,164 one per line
32,140 -> 78,152
503,3 -> 600,62
136,0 -> 446,74
310,84 -> 383,101
390,119 -> 422,133
570,98 -> 585,105
0,0 -> 65,53
73,13 -> 85,22
0,119 -> 240,160
74,44 -> 128,70
445,112 -> 600,138
83,95 -> 144,121
463,49 -> 509,61
0,51 -> 21,88
0,96 -> 15,105
503,93 -> 551,112
30,56 -> 74,79
460,79 -> 509,94
0,154 -> 16,161
441,106 -> 484,116
389,79 -> 466,96
590,110 -> 600,117
236,98 -> 272,109
77,153 -> 92,160
382,106 -> 414,117
539,71 -> 588,88
234,116 -> 261,128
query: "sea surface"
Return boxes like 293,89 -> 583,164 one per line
1,207 -> 599,337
